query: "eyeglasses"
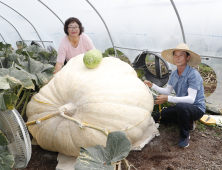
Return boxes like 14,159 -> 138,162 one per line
68,27 -> 79,30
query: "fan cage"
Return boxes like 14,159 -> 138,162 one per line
0,109 -> 32,169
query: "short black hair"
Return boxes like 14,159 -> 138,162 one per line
173,51 -> 190,56
64,17 -> 84,35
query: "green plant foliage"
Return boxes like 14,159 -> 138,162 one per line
0,130 -> 9,146
135,69 -> 145,81
0,77 -> 10,90
0,93 -> 19,111
74,131 -> 132,170
0,42 -> 13,58
0,131 -> 14,170
102,53 -> 109,58
0,42 -> 55,114
0,53 -> 27,69
16,41 -> 27,49
199,63 -> 215,74
0,67 -> 35,111
197,121 -> 206,131
0,67 -> 35,90
37,51 -> 57,65
25,45 -> 49,53
0,148 -> 14,170
105,48 -> 123,56
0,42 -> 11,53
15,57 -> 54,87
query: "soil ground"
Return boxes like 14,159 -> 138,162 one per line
14,121 -> 222,170
127,123 -> 222,170
14,85 -> 221,170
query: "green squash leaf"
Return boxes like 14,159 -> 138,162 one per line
0,77 -> 10,90
0,68 -> 35,90
3,93 -> 19,110
0,130 -> 9,146
0,92 -> 19,111
75,131 -> 131,170
15,57 -> 54,87
102,53 -> 109,58
105,131 -> 131,163
0,148 -> 14,170
75,146 -> 114,170
24,45 -> 49,53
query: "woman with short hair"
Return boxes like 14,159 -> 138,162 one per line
54,17 -> 95,74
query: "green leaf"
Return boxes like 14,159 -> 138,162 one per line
102,53 -> 109,58
3,93 -> 19,110
24,45 -> 49,53
0,77 -> 10,90
48,54 -> 57,65
0,92 -> 19,111
0,148 -> 14,170
75,131 -> 131,170
15,58 -> 54,87
105,131 -> 131,163
8,67 -> 35,90
75,146 -> 114,170
0,130 -> 9,146
0,68 -> 35,90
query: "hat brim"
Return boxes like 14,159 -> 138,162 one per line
161,48 -> 201,67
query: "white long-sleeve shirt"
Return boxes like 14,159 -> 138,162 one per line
151,84 -> 197,104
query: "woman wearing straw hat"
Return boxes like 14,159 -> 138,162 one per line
144,43 -> 205,148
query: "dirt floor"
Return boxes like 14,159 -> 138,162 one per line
127,123 -> 222,170
14,120 -> 222,170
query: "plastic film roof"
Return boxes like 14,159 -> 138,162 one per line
0,0 -> 222,108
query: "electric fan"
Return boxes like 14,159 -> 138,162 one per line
0,108 -> 32,169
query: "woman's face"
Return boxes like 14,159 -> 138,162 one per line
67,22 -> 80,37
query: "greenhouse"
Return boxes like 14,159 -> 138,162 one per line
0,0 -> 222,170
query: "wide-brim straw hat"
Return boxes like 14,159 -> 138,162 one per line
161,43 -> 201,67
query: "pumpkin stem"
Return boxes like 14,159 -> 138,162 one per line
25,113 -> 59,126
59,112 -> 109,136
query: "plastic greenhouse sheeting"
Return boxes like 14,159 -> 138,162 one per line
0,0 -> 222,112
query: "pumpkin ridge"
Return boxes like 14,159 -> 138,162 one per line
80,102 -> 151,114
79,103 -> 151,130
35,115 -> 62,151
68,120 -> 76,150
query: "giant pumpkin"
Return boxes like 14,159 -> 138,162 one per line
26,54 -> 159,157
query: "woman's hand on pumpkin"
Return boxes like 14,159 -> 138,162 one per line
154,95 -> 168,105
144,80 -> 153,88
54,62 -> 63,74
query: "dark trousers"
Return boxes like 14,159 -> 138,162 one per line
153,103 -> 204,138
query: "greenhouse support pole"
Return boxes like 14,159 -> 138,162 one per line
0,33 -> 7,44
86,0 -> 118,58
0,15 -> 24,43
0,1 -> 45,48
170,0 -> 186,44
38,0 -> 64,25
0,32 -> 4,67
